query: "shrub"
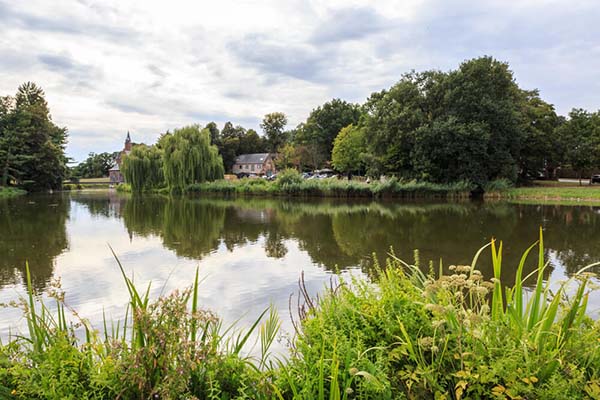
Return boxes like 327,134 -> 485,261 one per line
276,169 -> 303,187
279,230 -> 600,398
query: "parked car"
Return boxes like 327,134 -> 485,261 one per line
591,174 -> 600,184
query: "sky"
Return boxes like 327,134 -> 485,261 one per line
1,0 -> 599,163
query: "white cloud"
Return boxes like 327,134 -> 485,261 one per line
0,0 -> 599,162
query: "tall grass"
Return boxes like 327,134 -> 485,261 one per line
1,233 -> 599,399
187,177 -> 473,199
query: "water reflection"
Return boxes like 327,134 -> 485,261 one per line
0,196 -> 69,290
1,193 -> 600,293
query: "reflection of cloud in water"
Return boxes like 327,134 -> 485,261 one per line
0,200 -> 368,355
3,194 -> 600,350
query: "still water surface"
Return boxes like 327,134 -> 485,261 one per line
1,191 -> 599,341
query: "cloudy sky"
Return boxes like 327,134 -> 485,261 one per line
1,0 -> 599,162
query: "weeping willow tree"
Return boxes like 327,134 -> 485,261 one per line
161,125 -> 224,192
121,144 -> 164,192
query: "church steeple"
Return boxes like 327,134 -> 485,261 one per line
125,131 -> 132,151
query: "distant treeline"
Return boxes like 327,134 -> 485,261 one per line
202,56 -> 600,186
6,55 -> 600,191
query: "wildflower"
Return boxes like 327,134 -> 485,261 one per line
418,336 -> 434,349
456,265 -> 471,273
432,319 -> 446,329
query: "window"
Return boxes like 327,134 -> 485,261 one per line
251,164 -> 255,171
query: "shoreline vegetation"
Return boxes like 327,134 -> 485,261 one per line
1,232 -> 599,398
111,174 -> 600,204
0,187 -> 26,198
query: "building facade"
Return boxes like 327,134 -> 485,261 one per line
109,132 -> 133,184
231,153 -> 276,176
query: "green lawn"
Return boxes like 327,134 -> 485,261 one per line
78,177 -> 110,183
506,185 -> 600,201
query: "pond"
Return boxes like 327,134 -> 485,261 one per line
1,191 -> 599,344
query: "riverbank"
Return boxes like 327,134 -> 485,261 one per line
1,236 -> 598,399
186,177 -> 472,199
0,187 -> 26,198
501,185 -> 600,202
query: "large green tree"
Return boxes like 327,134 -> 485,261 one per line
295,99 -> 362,162
122,145 -> 165,192
161,125 -> 224,192
556,109 -> 600,183
412,118 -> 490,184
331,124 -> 367,176
261,112 -> 288,153
518,90 -> 563,181
0,82 -> 67,190
363,57 -> 528,185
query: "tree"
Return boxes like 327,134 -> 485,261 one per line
444,57 -> 523,182
161,125 -> 224,192
363,73 -> 430,176
122,145 -> 164,192
239,129 -> 265,154
412,118 -> 490,184
362,57 -> 527,185
0,82 -> 67,190
518,90 -> 563,181
261,112 -> 288,152
331,124 -> 367,176
72,152 -> 117,178
296,99 -> 362,160
556,109 -> 600,184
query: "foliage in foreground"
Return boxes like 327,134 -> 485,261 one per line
282,230 -> 600,399
0,232 -> 599,399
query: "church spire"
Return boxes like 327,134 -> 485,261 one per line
125,131 -> 132,151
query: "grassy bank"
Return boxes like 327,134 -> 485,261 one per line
1,232 -> 599,399
186,176 -> 472,199
503,186 -> 600,202
0,187 -> 26,198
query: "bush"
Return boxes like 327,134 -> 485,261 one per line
278,231 -> 600,399
276,169 -> 303,187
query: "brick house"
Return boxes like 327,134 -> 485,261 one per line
232,153 -> 276,176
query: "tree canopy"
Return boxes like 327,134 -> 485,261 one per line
161,125 -> 224,192
0,82 -> 68,190
71,152 -> 118,179
261,112 -> 288,153
122,145 -> 164,192
331,124 -> 366,175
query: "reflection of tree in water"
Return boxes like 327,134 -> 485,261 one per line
0,196 -> 69,291
70,191 -> 127,219
118,195 -> 600,281
264,232 -> 288,259
123,197 -> 226,259
537,205 -> 600,275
